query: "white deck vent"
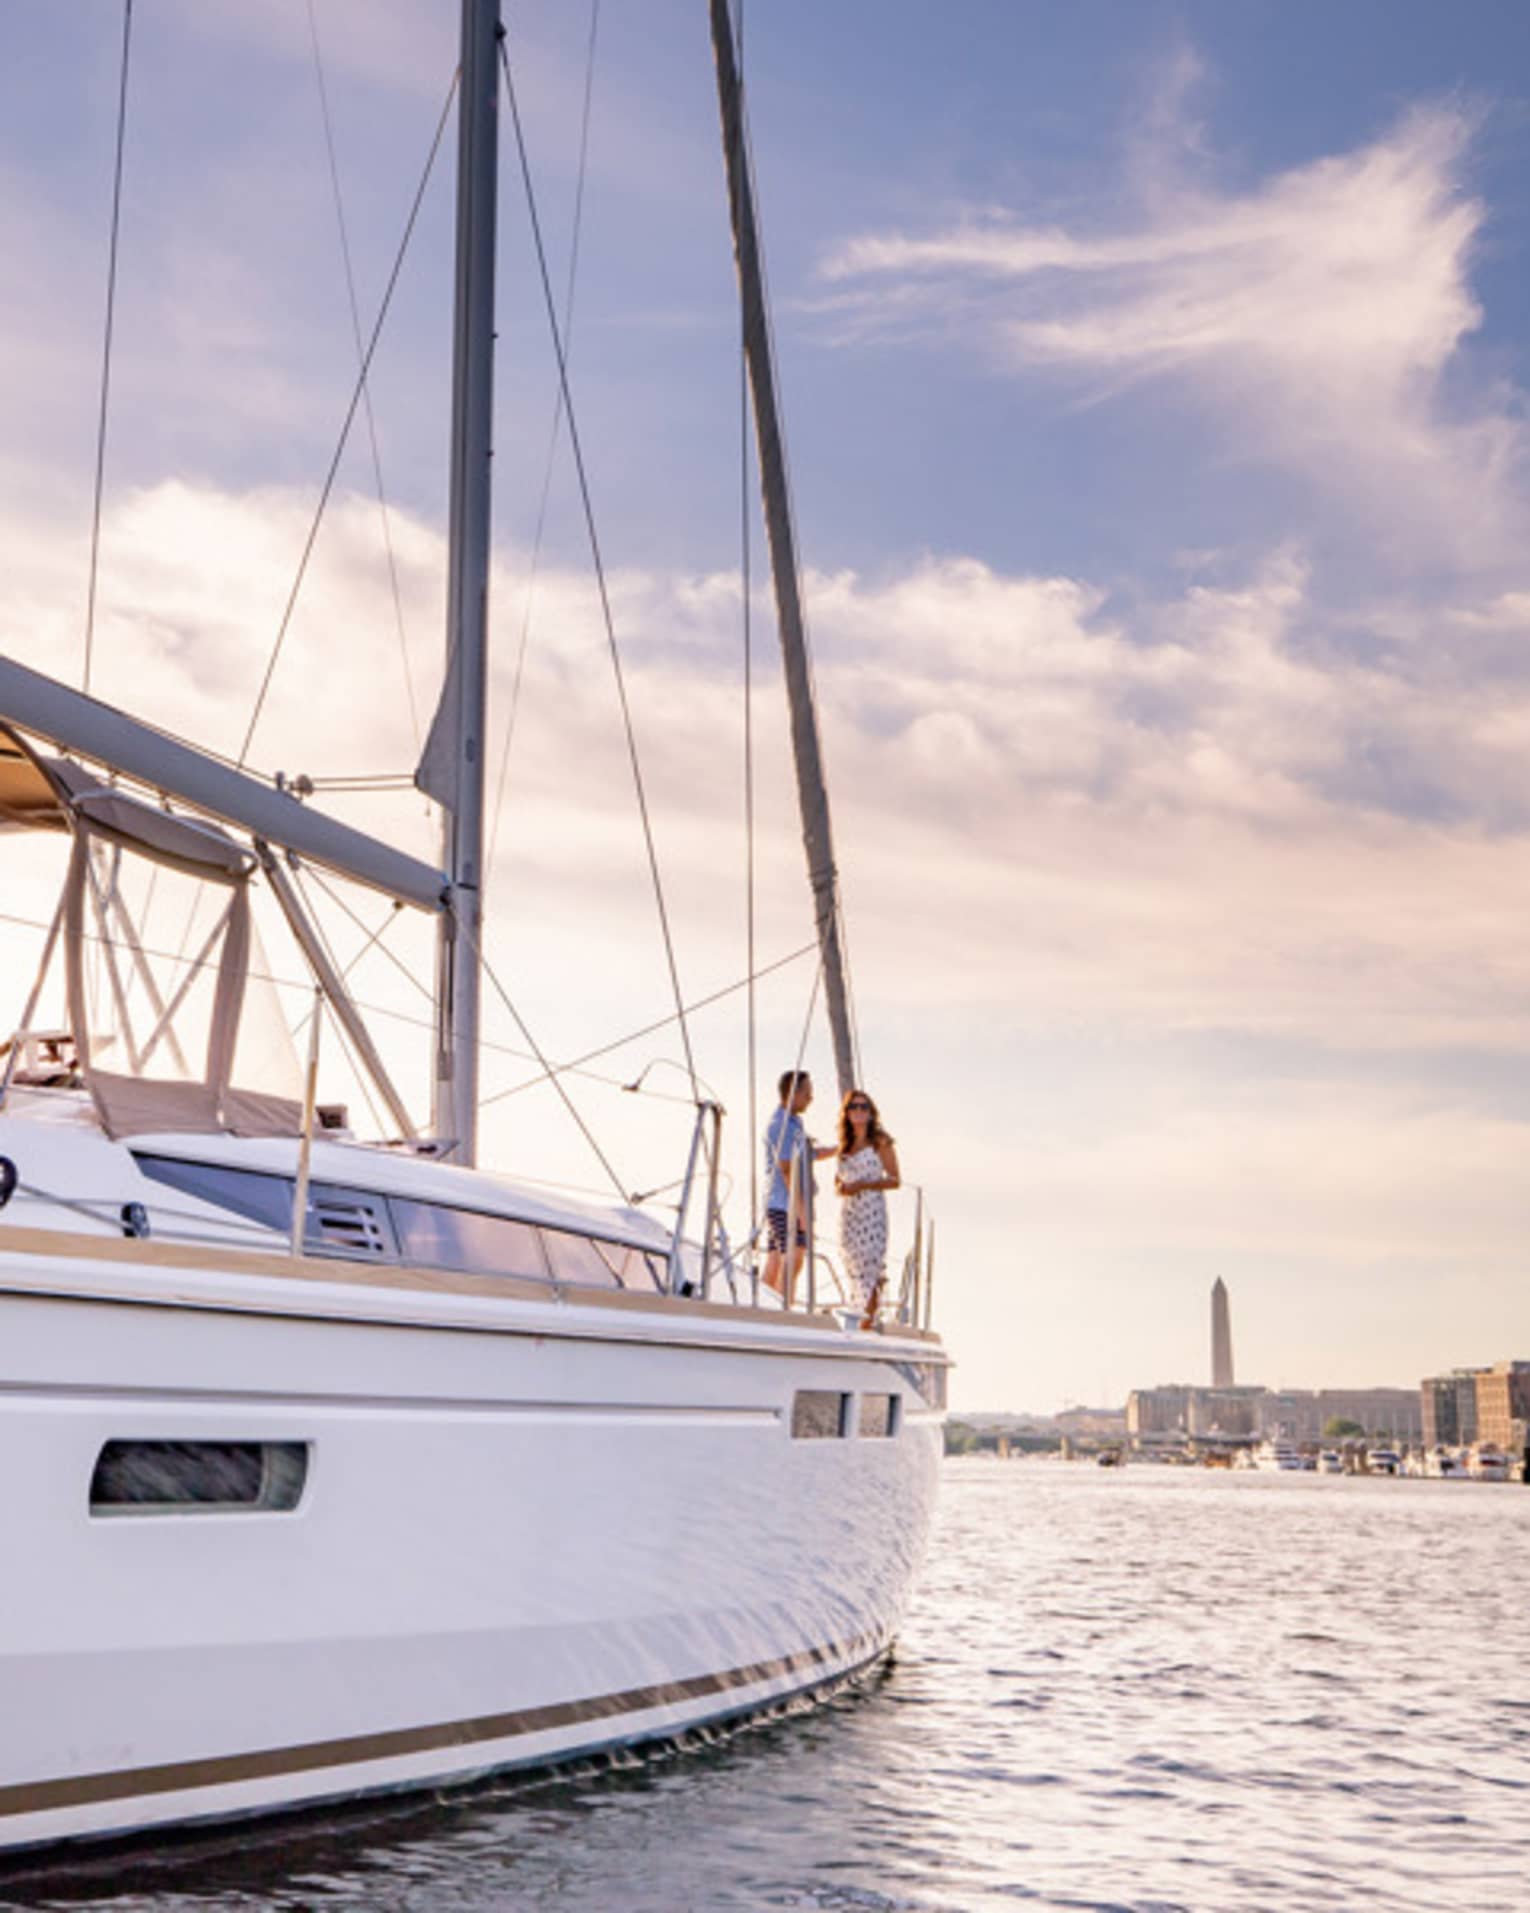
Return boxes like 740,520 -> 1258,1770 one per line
305,1186 -> 396,1260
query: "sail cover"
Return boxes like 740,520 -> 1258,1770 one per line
415,643 -> 459,810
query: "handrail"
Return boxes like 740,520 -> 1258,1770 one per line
667,1098 -> 725,1297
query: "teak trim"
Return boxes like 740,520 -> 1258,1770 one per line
0,1224 -> 946,1349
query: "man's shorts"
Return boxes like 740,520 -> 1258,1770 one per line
766,1208 -> 808,1252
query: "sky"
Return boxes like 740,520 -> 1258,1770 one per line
4,0 -> 1530,1410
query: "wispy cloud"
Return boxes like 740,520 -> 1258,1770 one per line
820,97 -> 1526,565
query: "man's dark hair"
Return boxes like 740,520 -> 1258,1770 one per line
777,1068 -> 810,1102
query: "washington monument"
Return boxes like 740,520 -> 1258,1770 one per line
1211,1277 -> 1234,1387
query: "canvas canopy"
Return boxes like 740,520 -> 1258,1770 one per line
1,729 -> 303,1140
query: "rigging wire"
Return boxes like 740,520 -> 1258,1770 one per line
304,0 -> 422,754
285,888 -> 403,1053
290,866 -> 389,1137
306,864 -> 434,1004
83,0 -> 134,698
487,0 -> 601,875
237,65 -> 460,772
464,919 -> 629,1202
0,902 -> 807,1110
298,865 -> 704,1117
478,938 -> 816,1108
498,36 -> 701,1105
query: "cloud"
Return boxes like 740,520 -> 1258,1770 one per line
820,98 -> 1528,566
5,478 -> 1530,1404
8,479 -> 1530,1056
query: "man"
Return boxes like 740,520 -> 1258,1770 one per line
761,1069 -> 833,1304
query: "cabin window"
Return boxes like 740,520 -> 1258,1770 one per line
90,1441 -> 309,1515
859,1394 -> 901,1439
791,1391 -> 851,1440
591,1239 -> 665,1291
133,1155 -> 292,1234
390,1199 -> 549,1281
130,1162 -> 664,1293
541,1228 -> 625,1289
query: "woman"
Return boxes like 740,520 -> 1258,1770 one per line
835,1089 -> 900,1329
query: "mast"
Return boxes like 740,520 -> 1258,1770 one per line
431,0 -> 501,1163
709,0 -> 856,1098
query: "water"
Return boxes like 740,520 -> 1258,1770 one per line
6,1460 -> 1529,1912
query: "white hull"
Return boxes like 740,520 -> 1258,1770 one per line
0,1231 -> 943,1854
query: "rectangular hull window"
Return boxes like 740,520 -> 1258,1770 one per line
791,1391 -> 851,1440
859,1394 -> 901,1439
90,1441 -> 309,1515
896,1361 -> 949,1410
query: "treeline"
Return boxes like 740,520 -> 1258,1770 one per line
944,1422 -> 1058,1456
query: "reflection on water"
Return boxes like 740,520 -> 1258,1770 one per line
6,1461 -> 1529,1911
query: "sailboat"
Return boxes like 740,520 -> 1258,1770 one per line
0,0 -> 947,1856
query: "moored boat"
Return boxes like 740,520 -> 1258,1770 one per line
0,0 -> 949,1854
1468,1443 -> 1510,1481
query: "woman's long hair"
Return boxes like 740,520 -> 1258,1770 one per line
838,1088 -> 893,1157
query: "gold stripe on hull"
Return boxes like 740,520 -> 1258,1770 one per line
0,1631 -> 884,1822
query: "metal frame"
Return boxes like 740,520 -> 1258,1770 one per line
667,1100 -> 726,1298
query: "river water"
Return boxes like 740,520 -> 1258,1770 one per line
6,1459 -> 1528,1912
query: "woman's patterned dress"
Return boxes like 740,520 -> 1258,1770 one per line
839,1144 -> 888,1306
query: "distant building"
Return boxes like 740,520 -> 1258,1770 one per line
1211,1277 -> 1234,1388
1263,1388 -> 1421,1444
1127,1383 -> 1261,1443
1315,1388 -> 1421,1443
1474,1361 -> 1530,1452
1421,1369 -> 1484,1447
1187,1386 -> 1263,1438
1126,1385 -> 1191,1442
